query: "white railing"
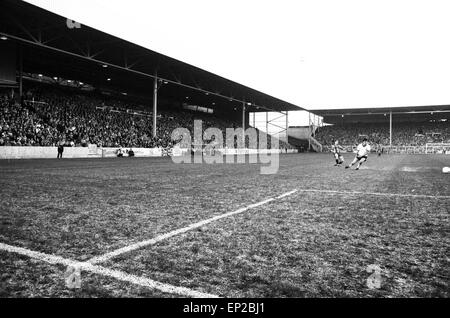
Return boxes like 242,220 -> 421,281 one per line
383,146 -> 427,154
324,144 -> 450,154
425,143 -> 450,154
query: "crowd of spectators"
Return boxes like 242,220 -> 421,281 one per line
0,84 -> 293,150
4,83 -> 448,151
315,122 -> 450,147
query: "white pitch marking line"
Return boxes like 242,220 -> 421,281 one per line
88,189 -> 298,265
296,189 -> 450,199
0,242 -> 218,298
276,189 -> 298,199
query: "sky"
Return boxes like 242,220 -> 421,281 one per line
24,0 -> 450,113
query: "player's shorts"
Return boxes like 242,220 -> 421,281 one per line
356,155 -> 368,161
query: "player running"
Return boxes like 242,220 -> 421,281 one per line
331,140 -> 345,166
376,143 -> 383,157
345,138 -> 371,170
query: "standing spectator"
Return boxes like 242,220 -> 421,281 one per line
57,143 -> 64,159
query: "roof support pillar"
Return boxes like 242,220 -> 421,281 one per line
308,112 -> 312,151
18,45 -> 23,98
242,101 -> 246,146
285,111 -> 289,142
389,111 -> 392,147
153,75 -> 158,138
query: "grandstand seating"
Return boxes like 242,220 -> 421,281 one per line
315,122 -> 450,147
0,84 -> 293,150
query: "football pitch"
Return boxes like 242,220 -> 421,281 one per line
1,153 -> 449,298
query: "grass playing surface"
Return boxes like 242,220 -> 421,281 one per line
1,153 -> 449,297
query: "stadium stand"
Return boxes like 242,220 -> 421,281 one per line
1,82 -> 293,150
315,122 -> 450,147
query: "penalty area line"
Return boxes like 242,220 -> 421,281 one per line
295,189 -> 450,199
88,189 -> 298,265
0,242 -> 218,298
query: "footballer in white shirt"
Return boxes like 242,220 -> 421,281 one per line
331,140 -> 345,166
345,138 -> 371,170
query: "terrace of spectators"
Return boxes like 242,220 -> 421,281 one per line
312,106 -> 450,150
0,81 -> 294,150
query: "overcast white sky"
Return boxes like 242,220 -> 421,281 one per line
25,0 -> 450,111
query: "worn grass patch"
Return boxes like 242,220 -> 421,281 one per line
1,154 -> 449,297
0,252 -> 184,298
